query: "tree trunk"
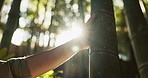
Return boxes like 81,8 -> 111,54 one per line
89,0 -> 121,78
123,0 -> 148,78
0,0 -> 4,12
0,0 -> 21,55
76,1 -> 89,78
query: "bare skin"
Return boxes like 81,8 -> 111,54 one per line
26,14 -> 96,78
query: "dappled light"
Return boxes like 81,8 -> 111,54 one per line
139,0 -> 146,14
0,0 -> 147,78
55,22 -> 83,46
11,29 -> 31,45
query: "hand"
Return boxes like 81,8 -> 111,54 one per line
85,13 -> 96,28
82,13 -> 96,38
77,13 -> 96,50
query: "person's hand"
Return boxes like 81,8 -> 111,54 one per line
77,13 -> 96,50
84,13 -> 96,38
85,13 -> 96,28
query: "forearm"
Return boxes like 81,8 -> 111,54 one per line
26,13 -> 96,78
26,38 -> 88,78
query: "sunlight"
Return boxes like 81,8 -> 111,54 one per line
11,29 -> 25,45
20,0 -> 29,12
19,17 -> 26,27
39,33 -> 44,46
139,0 -> 146,14
71,22 -> 83,38
0,5 -> 11,23
43,31 -> 50,47
31,36 -> 37,49
55,22 -> 83,46
72,46 -> 80,52
118,54 -> 129,61
85,13 -> 90,23
43,11 -> 52,29
114,0 -> 123,7
49,33 -> 55,47
72,4 -> 78,12
11,29 -> 31,46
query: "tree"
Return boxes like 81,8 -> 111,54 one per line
123,0 -> 148,78
89,0 -> 121,78
0,0 -> 21,55
114,5 -> 140,78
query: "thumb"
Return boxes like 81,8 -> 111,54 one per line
85,13 -> 96,26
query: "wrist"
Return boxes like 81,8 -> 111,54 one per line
75,37 -> 90,50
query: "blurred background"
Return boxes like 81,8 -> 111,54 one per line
0,0 -> 148,78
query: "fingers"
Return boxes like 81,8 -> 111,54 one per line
85,13 -> 96,26
81,13 -> 96,39
83,13 -> 96,33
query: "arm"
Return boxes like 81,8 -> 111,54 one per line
26,14 -> 96,78
26,38 -> 88,78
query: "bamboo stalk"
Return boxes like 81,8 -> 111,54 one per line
89,0 -> 121,78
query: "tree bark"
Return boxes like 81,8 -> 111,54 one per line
0,0 -> 21,55
123,0 -> 148,78
89,0 -> 121,78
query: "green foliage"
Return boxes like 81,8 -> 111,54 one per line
0,48 -> 15,61
0,0 -> 136,77
114,2 -> 131,61
37,70 -> 63,78
0,48 -> 7,58
37,70 -> 55,78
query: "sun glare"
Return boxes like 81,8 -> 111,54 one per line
72,46 -> 80,52
11,20 -> 83,48
11,29 -> 31,45
71,22 -> 83,38
55,22 -> 83,46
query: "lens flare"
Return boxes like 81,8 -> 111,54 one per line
55,22 -> 83,46
72,46 -> 80,52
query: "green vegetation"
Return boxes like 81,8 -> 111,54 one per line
0,0 -> 148,78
